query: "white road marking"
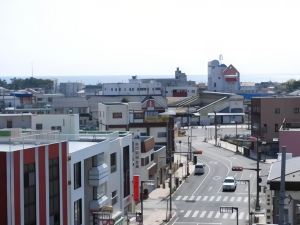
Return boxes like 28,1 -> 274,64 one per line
239,212 -> 245,220
196,196 -> 202,201
222,213 -> 229,219
199,211 -> 207,218
182,196 -> 188,200
230,212 -> 236,219
244,197 -> 248,202
208,186 -> 213,191
176,196 -> 182,201
223,196 -> 228,202
180,210 -> 184,213
216,196 -> 222,201
207,211 -> 214,218
209,196 -> 215,201
192,210 -> 199,217
184,210 -> 192,217
215,212 -> 221,218
237,196 -> 242,202
202,196 -> 208,201
189,196 -> 195,201
230,196 -> 235,202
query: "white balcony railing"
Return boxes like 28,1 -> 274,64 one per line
89,164 -> 109,186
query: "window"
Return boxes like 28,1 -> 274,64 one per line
275,123 -> 279,132
48,97 -> 53,103
112,190 -> 118,205
24,163 -> 36,225
151,153 -> 154,161
74,162 -> 81,189
214,82 -> 216,87
110,153 -> 117,173
93,183 -> 106,200
274,108 -> 280,114
51,126 -> 62,132
141,158 -> 145,166
113,112 -> 122,119
49,158 -> 60,225
294,107 -> 300,114
36,123 -> 43,130
133,112 -> 144,119
74,199 -> 82,225
111,88 -> 113,91
141,156 -> 149,166
157,132 -> 167,138
7,120 -> 12,128
92,153 -> 105,167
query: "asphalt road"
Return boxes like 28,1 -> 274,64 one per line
169,126 -> 270,225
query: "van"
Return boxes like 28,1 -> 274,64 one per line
194,163 -> 205,175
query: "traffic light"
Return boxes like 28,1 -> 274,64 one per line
232,166 -> 243,171
193,150 -> 203,154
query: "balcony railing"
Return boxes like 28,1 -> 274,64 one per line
89,164 -> 109,186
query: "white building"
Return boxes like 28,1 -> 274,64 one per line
59,82 -> 85,97
68,131 -> 133,225
31,114 -> 80,134
239,82 -> 257,94
207,59 -> 240,93
102,81 -> 162,96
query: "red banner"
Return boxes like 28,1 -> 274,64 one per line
133,175 -> 140,202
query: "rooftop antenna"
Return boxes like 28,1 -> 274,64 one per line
31,61 -> 34,77
219,54 -> 223,64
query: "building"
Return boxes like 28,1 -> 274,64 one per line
59,82 -> 85,97
279,122 -> 300,157
102,81 -> 162,96
0,113 -> 80,134
0,129 -> 133,225
207,59 -> 240,93
251,96 -> 300,155
0,130 -> 69,225
267,156 -> 300,224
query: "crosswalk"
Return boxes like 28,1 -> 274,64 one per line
175,195 -> 248,203
180,209 -> 249,220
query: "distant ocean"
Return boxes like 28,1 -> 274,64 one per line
2,74 -> 300,85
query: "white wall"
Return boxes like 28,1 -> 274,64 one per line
31,114 -> 79,134
102,83 -> 162,96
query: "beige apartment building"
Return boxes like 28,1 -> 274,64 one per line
251,96 -> 300,154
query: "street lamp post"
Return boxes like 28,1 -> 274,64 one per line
214,111 -> 217,146
255,135 -> 260,211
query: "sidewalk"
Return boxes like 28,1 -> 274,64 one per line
132,159 -> 195,225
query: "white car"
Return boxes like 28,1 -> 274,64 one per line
194,163 -> 205,175
222,176 -> 237,192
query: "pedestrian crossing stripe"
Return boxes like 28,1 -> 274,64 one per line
174,195 -> 250,204
180,210 -> 249,220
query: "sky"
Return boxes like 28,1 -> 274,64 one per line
1,0 -> 300,82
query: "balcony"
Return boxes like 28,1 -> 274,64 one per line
89,164 -> 109,186
90,195 -> 110,212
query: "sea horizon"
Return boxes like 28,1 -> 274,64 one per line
1,73 -> 300,85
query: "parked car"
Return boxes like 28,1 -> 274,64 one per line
194,163 -> 205,175
222,176 -> 237,191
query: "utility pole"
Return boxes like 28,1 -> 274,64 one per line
214,111 -> 217,146
255,134 -> 260,211
279,146 -> 286,225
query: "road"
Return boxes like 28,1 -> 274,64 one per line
169,126 -> 270,225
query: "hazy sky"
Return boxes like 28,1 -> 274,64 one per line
1,0 -> 300,80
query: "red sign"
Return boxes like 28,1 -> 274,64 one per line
133,175 -> 140,202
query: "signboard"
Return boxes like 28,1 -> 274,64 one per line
133,175 -> 140,202
220,206 -> 234,213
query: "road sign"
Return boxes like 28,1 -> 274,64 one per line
220,206 -> 234,213
232,166 -> 243,171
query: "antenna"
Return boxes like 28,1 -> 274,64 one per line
31,61 -> 34,77
219,54 -> 223,64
